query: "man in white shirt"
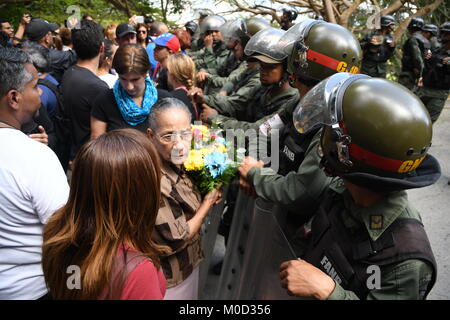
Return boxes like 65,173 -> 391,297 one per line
0,47 -> 69,299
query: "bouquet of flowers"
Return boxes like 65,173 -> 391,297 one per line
183,125 -> 242,195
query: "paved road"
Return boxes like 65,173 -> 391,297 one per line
408,98 -> 450,300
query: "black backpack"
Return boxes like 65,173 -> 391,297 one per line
38,78 -> 71,171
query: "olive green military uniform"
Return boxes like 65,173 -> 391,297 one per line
322,186 -> 435,300
416,87 -> 449,122
203,63 -> 261,118
399,32 -> 427,91
416,46 -> 450,123
190,37 -> 203,53
247,129 -> 332,216
360,30 -> 395,78
216,50 -> 241,78
203,56 -> 245,95
194,42 -> 230,75
209,87 -> 299,130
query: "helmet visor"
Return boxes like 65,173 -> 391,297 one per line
278,19 -> 321,57
293,73 -> 369,134
199,15 -> 226,34
220,18 -> 247,42
244,27 -> 287,62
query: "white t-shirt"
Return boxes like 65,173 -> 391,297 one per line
0,128 -> 69,300
99,73 -> 119,89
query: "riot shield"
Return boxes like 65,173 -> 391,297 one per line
215,190 -> 256,299
233,198 -> 304,299
198,186 -> 228,299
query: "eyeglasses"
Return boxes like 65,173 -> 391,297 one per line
158,130 -> 192,143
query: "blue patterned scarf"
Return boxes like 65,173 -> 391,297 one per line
113,77 -> 158,126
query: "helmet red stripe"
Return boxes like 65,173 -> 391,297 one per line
307,49 -> 340,70
349,143 -> 405,172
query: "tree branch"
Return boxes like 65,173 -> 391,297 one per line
340,0 -> 364,27
323,0 -> 337,23
393,0 -> 445,41
231,0 -> 280,23
380,0 -> 409,15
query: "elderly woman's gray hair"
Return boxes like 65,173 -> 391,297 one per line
148,97 -> 192,130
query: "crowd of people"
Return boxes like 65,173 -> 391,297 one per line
0,8 -> 449,301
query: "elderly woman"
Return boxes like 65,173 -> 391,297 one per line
146,97 -> 222,300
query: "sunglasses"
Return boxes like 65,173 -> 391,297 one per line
138,30 -> 147,34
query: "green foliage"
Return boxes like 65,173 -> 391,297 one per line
187,164 -> 238,196
1,0 -> 161,28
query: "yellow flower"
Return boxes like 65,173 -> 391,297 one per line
214,143 -> 227,153
184,149 -> 204,171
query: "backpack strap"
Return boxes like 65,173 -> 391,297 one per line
38,78 -> 60,95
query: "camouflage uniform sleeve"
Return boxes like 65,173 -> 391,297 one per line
206,63 -> 245,89
410,38 -> 425,78
200,47 -> 229,74
207,89 -> 298,131
204,77 -> 261,117
327,259 -> 434,300
246,130 -> 333,211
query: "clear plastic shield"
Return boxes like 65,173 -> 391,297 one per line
199,15 -> 226,34
244,27 -> 287,62
220,18 -> 247,42
293,73 -> 370,134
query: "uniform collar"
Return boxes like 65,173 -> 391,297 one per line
343,189 -> 408,241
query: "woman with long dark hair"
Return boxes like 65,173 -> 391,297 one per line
42,129 -> 166,299
136,23 -> 149,48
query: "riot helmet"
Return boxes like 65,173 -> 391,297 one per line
440,22 -> 450,44
278,19 -> 362,84
440,21 -> 450,33
199,15 -> 226,35
422,24 -> 439,37
246,17 -> 270,36
220,18 -> 248,42
408,17 -> 424,31
281,8 -> 298,22
244,27 -> 287,64
185,21 -> 198,35
380,15 -> 396,27
293,73 -> 439,191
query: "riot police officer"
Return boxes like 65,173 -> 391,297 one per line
190,15 -> 229,73
399,17 -> 430,91
360,15 -> 396,78
422,23 -> 440,50
235,20 -> 362,222
416,21 -> 450,123
280,8 -> 298,31
279,73 -> 439,300
190,19 -> 262,115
